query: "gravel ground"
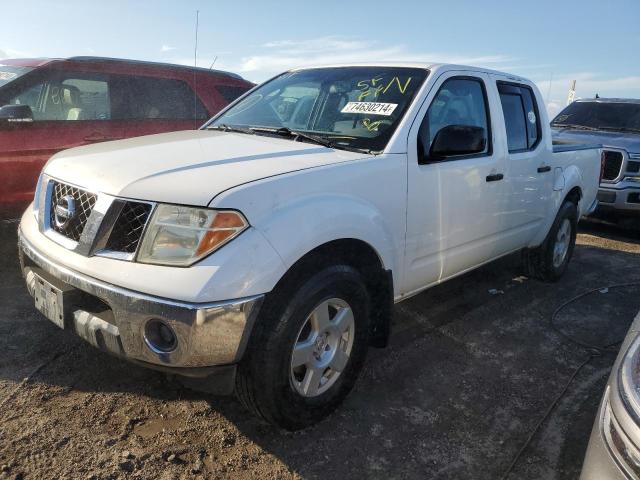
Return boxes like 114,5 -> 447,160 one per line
0,219 -> 639,480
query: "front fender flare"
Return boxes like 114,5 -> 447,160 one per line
256,194 -> 400,288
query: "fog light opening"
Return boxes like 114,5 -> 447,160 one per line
144,319 -> 177,354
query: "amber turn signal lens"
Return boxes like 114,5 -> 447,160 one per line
195,211 -> 248,256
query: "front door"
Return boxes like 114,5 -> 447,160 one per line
402,72 -> 509,296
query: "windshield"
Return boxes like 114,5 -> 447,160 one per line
206,67 -> 429,152
552,101 -> 640,133
0,65 -> 34,88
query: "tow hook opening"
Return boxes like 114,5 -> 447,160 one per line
144,319 -> 178,354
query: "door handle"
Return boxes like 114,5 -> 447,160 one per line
486,173 -> 504,182
537,165 -> 552,173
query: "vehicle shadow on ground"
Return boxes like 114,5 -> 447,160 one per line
1,222 -> 639,479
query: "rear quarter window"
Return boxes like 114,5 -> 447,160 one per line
113,76 -> 209,120
216,85 -> 251,104
497,82 -> 541,153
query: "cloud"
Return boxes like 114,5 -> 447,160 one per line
160,45 -> 177,53
210,36 -> 513,82
546,101 -> 563,119
165,34 -> 640,118
0,46 -> 30,60
533,73 -> 640,115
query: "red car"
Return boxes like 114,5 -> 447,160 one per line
0,56 -> 253,218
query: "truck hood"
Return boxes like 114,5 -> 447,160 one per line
44,130 -> 366,206
552,127 -> 640,154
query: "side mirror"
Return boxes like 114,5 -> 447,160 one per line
0,104 -> 34,126
427,124 -> 486,160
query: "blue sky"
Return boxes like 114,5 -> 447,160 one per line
2,0 -> 639,116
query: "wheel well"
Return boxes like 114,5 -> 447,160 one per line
564,186 -> 582,205
275,239 -> 393,348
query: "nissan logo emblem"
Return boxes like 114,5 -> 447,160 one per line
54,195 -> 76,229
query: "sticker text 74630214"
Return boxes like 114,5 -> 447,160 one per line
341,102 -> 398,116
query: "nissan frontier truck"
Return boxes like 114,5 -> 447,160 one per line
18,63 -> 602,429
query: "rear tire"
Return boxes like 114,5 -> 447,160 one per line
523,200 -> 578,282
235,264 -> 370,430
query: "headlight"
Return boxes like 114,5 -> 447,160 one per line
137,204 -> 248,266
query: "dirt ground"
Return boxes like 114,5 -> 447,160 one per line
0,219 -> 639,480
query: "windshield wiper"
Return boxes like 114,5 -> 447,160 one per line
207,124 -> 255,135
250,127 -> 334,148
331,144 -> 379,155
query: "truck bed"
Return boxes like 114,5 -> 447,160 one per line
551,143 -> 602,217
552,142 -> 602,153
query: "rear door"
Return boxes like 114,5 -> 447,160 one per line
0,68 -> 121,212
403,71 -> 510,295
491,77 -> 553,249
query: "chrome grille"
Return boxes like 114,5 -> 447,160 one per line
50,181 -> 97,241
602,151 -> 623,181
105,201 -> 153,253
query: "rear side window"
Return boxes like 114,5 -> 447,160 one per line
216,85 -> 251,104
113,76 -> 209,120
498,82 -> 541,152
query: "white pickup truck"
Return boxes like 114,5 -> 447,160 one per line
18,63 -> 601,429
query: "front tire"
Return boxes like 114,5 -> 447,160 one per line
235,264 -> 370,430
523,200 -> 578,281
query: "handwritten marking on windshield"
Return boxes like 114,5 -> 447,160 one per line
357,76 -> 413,101
362,119 -> 383,131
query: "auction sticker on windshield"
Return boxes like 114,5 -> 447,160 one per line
341,102 -> 398,116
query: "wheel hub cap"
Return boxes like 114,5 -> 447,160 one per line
314,334 -> 329,358
553,218 -> 572,268
290,298 -> 355,397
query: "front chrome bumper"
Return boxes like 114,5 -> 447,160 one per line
18,228 -> 264,373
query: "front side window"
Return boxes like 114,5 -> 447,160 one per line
5,72 -> 110,121
498,82 -> 541,152
207,67 -> 429,152
418,77 -> 491,159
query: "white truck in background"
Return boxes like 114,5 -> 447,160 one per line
18,63 -> 601,430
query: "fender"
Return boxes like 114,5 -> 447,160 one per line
255,193 -> 396,270
210,156 -> 407,296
